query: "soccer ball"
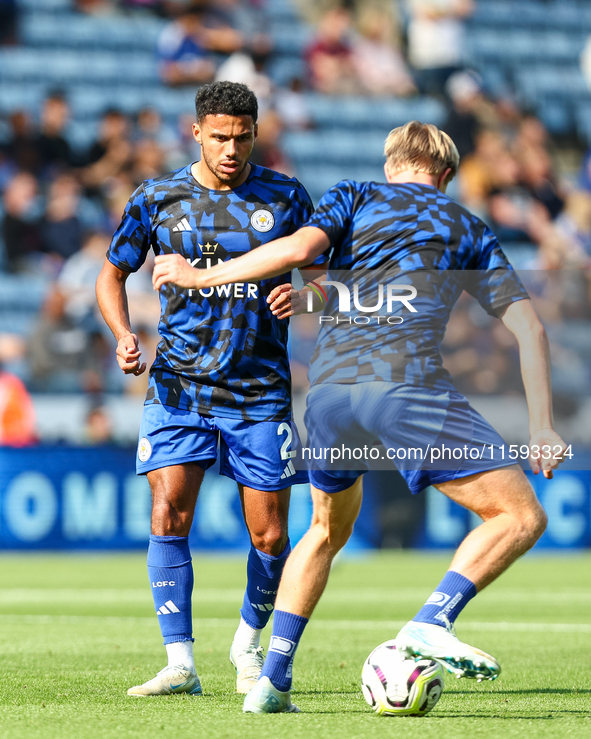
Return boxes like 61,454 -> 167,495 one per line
361,640 -> 444,717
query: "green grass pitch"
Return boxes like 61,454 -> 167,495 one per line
1,551 -> 590,739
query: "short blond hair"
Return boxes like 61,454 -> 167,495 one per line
384,121 -> 460,184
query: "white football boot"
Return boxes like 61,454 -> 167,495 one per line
127,664 -> 202,696
230,642 -> 265,694
396,617 -> 501,681
243,676 -> 300,713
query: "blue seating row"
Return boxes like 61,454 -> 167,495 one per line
0,48 -> 159,84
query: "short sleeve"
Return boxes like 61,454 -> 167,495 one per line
305,181 -> 355,247
290,182 -> 326,266
107,184 -> 152,273
464,225 -> 530,317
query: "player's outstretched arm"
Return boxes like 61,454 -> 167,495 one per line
96,259 -> 147,376
500,299 -> 567,478
152,227 -> 330,292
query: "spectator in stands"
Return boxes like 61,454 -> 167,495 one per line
0,361 -> 36,446
58,231 -> 110,330
133,107 -> 177,151
209,0 -> 271,57
581,33 -> 591,94
40,173 -> 85,263
458,129 -> 508,217
157,7 -> 216,87
406,0 -> 474,97
82,109 -> 134,196
82,403 -> 115,445
442,70 -> 492,159
486,150 -> 551,244
250,110 -> 292,175
538,191 -> 591,270
35,92 -> 75,176
131,139 -> 166,184
84,109 -> 131,166
0,141 -> 16,195
27,285 -> 105,393
517,145 -> 564,222
215,50 -> 274,114
514,113 -> 550,153
441,297 -> 522,396
275,77 -> 312,131
165,113 -> 201,170
5,110 -> 40,173
1,171 -> 43,273
103,171 -> 136,231
0,0 -> 18,46
75,0 -> 116,16
351,7 -> 416,97
156,4 -> 243,87
305,7 -> 361,95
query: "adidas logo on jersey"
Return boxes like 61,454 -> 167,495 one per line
280,460 -> 296,479
157,600 -> 180,615
172,218 -> 192,232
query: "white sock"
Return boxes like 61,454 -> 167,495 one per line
233,617 -> 262,650
166,640 -> 195,670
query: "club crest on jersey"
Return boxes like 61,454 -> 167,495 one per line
138,437 -> 152,462
251,209 -> 274,232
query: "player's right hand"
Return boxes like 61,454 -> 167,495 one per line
528,428 -> 568,479
116,333 -> 146,376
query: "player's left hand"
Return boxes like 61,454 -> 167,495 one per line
528,428 -> 568,479
267,284 -> 306,319
153,253 -> 201,291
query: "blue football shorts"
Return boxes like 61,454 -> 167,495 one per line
136,402 -> 308,491
305,382 -> 515,495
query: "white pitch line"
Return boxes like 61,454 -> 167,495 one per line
0,615 -> 589,633
2,588 -> 591,604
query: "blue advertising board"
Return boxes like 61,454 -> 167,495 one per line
1,447 -> 590,550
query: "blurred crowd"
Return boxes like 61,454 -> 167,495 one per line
0,0 -> 591,446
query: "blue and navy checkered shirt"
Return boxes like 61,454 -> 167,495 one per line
305,180 -> 529,388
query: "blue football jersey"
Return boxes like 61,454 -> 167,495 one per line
305,180 -> 529,388
108,163 -> 314,421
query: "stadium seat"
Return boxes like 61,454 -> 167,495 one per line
20,13 -> 165,51
0,48 -> 159,85
0,275 -> 49,312
294,164 -> 385,205
267,55 -> 306,86
284,131 -> 386,166
0,82 -> 48,113
68,85 -> 193,121
271,25 -> 313,56
304,95 -> 446,130
500,243 -> 538,270
17,0 -> 72,12
575,99 -> 591,143
514,65 -> 588,108
538,99 -> 573,136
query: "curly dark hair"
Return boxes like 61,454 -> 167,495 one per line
194,82 -> 258,123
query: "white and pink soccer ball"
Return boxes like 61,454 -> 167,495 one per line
361,640 -> 445,717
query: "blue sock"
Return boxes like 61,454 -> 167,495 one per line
147,535 -> 194,645
240,540 -> 291,629
261,609 -> 308,692
412,570 -> 477,627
